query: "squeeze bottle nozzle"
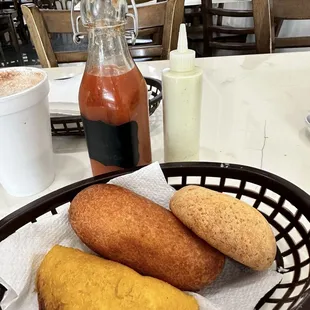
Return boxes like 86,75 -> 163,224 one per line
177,24 -> 188,52
170,23 -> 196,72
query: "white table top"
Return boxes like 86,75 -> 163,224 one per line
1,51 -> 310,219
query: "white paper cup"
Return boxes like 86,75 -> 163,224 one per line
0,67 -> 54,197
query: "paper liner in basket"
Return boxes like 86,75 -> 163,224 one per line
0,162 -> 282,310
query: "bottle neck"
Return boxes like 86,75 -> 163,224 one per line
85,25 -> 134,75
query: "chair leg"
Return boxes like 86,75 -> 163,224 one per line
217,4 -> 224,26
0,42 -> 6,66
0,34 -> 7,45
7,15 -> 24,65
17,24 -> 29,45
202,0 -> 213,57
203,14 -> 213,57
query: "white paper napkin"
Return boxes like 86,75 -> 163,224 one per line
48,74 -> 82,115
0,162 -> 282,310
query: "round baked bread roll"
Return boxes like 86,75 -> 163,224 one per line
170,185 -> 277,271
69,184 -> 225,291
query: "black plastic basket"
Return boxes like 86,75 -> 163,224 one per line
0,162 -> 310,310
50,77 -> 162,137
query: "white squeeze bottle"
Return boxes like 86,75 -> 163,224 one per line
162,23 -> 203,162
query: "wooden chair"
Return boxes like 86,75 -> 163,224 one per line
254,0 -> 310,53
0,13 -> 23,64
185,5 -> 203,53
21,0 -> 184,68
202,0 -> 256,56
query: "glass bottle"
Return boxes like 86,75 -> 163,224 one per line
74,0 -> 152,176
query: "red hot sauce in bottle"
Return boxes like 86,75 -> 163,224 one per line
78,7 -> 152,176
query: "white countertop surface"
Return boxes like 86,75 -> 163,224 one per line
1,51 -> 310,219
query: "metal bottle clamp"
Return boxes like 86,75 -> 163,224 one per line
71,0 -> 139,45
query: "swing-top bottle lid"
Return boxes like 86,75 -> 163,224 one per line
72,0 -> 138,44
80,0 -> 128,27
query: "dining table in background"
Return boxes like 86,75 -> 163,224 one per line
0,51 -> 309,220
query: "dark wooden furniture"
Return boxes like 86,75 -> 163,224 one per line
185,5 -> 203,53
1,0 -> 29,43
200,0 -> 284,56
202,0 -> 256,56
252,0 -> 270,53
22,0 -> 184,67
33,0 -> 56,9
0,0 -> 14,10
254,0 -> 310,53
0,40 -> 6,65
0,9 -> 23,64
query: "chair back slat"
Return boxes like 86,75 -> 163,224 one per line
55,51 -> 87,63
209,8 -> 253,18
209,25 -> 254,35
41,3 -> 167,34
40,10 -> 84,33
210,41 -> 256,50
273,0 -> 310,19
275,36 -> 310,48
54,45 -> 163,63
